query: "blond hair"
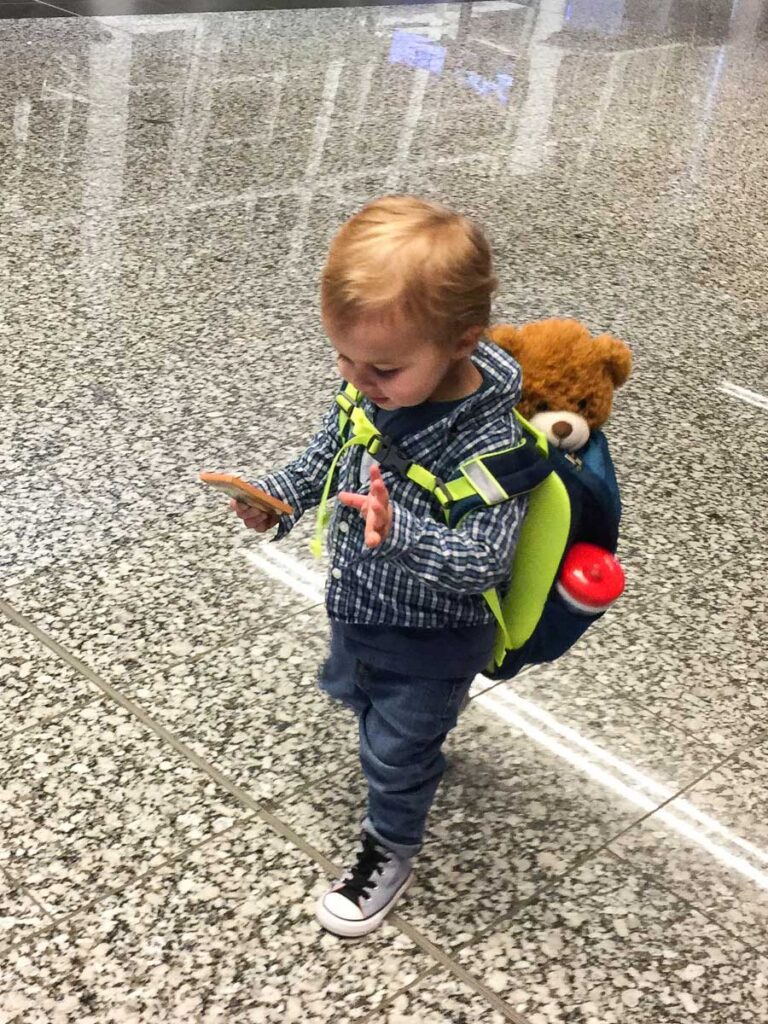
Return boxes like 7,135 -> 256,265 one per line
321,196 -> 497,342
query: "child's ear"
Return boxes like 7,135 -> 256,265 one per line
457,325 -> 485,356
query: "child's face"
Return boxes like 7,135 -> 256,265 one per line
325,310 -> 479,409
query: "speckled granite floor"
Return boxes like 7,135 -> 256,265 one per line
2,0 -> 768,1021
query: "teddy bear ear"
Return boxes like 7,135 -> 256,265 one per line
594,334 -> 632,388
486,325 -> 523,357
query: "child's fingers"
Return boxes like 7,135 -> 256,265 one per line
338,491 -> 368,512
370,478 -> 388,503
365,508 -> 382,547
232,500 -> 253,521
369,466 -> 389,497
365,495 -> 387,547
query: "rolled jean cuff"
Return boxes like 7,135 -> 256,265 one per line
363,815 -> 421,860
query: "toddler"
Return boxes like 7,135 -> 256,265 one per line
233,196 -> 526,937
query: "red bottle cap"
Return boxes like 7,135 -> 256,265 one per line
557,543 -> 625,614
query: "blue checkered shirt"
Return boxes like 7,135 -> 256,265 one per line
253,341 -> 526,629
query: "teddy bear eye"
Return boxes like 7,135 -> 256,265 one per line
577,399 -> 588,411
535,401 -> 549,413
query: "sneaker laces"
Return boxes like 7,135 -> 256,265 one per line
337,832 -> 390,903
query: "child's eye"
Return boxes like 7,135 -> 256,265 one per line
373,368 -> 400,379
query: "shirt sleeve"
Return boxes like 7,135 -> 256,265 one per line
369,495 -> 528,594
250,400 -> 342,538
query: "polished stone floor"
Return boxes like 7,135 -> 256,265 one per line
2,0 -> 768,1021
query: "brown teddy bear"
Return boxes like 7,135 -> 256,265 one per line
487,318 -> 632,453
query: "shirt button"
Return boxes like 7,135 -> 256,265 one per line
331,567 -> 343,580
338,521 -> 350,534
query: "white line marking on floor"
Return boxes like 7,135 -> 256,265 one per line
242,542 -> 768,888
242,548 -> 324,605
719,382 -> 768,413
475,689 -> 768,890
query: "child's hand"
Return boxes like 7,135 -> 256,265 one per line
339,464 -> 392,548
230,498 -> 280,533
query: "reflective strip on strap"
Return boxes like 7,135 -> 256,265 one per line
459,457 -> 509,506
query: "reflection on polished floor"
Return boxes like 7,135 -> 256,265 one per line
2,0 -> 768,1020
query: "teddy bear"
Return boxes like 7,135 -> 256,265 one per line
487,318 -> 632,453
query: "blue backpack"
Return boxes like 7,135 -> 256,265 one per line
483,423 -> 621,680
313,384 -> 622,680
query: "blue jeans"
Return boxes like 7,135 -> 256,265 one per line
318,623 -> 474,858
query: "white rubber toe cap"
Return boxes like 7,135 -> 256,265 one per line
322,891 -> 364,922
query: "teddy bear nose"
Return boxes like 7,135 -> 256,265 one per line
552,420 -> 573,439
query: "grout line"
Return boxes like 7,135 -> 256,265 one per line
583,672 -> 731,756
129,604 -> 326,680
476,667 -> 727,757
0,598 -> 337,868
0,816 -> 251,954
0,865 -> 59,947
370,922 -> 531,1024
0,597 -> 524,1018
2,505 -> 225,598
1,696 -> 95,739
384,720 -> 768,988
6,593 -> 765,1015
604,848 -> 768,959
355,964 -> 445,1024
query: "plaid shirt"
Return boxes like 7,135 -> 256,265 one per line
253,341 -> 526,628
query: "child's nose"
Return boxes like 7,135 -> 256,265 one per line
352,370 -> 375,392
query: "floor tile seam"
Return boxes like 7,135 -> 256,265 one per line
601,683 -> 768,780
5,161 -> 397,234
353,964 -> 446,1024
1,509 -> 225,597
447,710 -> 768,950
260,753 -> 360,815
413,779 -> 757,972
560,741 -> 768,889
0,815 -> 253,956
0,696 -> 96,741
420,836 -> 768,1013
1,587 -> 324,694
0,600 -> 337,832
604,847 -> 768,959
0,597 -> 491,981
8,603 -> 765,989
0,597 -> 545,1008
0,864 -> 60,948
114,613 -> 327,698
599,677 -> 733,755
372,916 -> 532,1024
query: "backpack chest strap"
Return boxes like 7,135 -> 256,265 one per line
338,391 -> 458,510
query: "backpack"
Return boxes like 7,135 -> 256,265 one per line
312,383 -> 622,680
